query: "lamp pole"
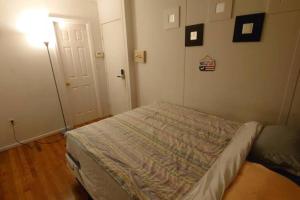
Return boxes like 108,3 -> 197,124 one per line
44,41 -> 68,132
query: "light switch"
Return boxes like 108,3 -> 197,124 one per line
216,2 -> 226,13
242,23 -> 254,34
95,51 -> 104,58
134,50 -> 146,63
169,14 -> 175,23
190,31 -> 198,41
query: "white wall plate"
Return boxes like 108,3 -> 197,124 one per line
163,7 -> 180,30
208,0 -> 233,22
134,50 -> 146,63
95,51 -> 105,58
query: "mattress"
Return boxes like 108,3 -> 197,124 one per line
67,135 -> 131,200
66,102 -> 262,200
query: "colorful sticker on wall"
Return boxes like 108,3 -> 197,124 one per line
199,55 -> 216,72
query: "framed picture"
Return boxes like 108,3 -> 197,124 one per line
208,0 -> 233,22
163,7 -> 180,30
233,13 -> 266,42
185,24 -> 204,47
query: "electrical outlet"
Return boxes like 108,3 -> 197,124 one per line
134,50 -> 146,63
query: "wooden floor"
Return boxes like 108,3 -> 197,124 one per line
0,134 -> 90,200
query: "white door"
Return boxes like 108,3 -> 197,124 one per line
102,20 -> 129,115
54,22 -> 99,126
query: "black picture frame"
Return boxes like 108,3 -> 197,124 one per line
233,13 -> 265,42
185,24 -> 204,47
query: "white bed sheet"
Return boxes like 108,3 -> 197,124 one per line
183,122 -> 262,200
66,121 -> 262,200
67,134 -> 131,200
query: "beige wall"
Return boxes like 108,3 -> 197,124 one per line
0,0 -> 108,150
131,0 -> 186,106
287,30 -> 300,130
289,76 -> 300,129
130,0 -> 300,125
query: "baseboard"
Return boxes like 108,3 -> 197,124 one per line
0,128 -> 65,152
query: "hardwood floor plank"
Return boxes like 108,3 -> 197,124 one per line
22,145 -> 49,200
0,150 -> 19,199
0,133 -> 90,200
10,147 -> 28,200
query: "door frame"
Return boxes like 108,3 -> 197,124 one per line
48,15 -> 103,128
122,0 -> 137,110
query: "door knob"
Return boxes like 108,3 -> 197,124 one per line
116,69 -> 125,79
117,75 -> 125,79
66,82 -> 71,86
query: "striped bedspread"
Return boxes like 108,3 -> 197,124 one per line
67,102 -> 242,200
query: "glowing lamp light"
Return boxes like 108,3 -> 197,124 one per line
16,9 -> 55,48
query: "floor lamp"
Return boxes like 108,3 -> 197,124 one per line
44,41 -> 68,132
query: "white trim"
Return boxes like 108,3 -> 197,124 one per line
86,23 -> 104,116
122,0 -> 137,109
100,18 -> 121,25
278,30 -> 300,124
0,128 -> 65,152
120,0 -> 131,111
98,24 -> 112,115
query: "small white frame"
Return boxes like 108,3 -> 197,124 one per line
208,0 -> 233,22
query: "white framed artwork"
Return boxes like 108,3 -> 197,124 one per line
208,0 -> 233,22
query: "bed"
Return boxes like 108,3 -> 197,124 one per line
65,102 -> 282,200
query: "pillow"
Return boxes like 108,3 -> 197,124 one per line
248,125 -> 300,185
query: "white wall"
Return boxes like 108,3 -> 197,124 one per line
0,0 -> 109,150
184,0 -> 300,124
130,0 -> 300,125
131,0 -> 186,106
289,76 -> 300,129
287,31 -> 300,130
